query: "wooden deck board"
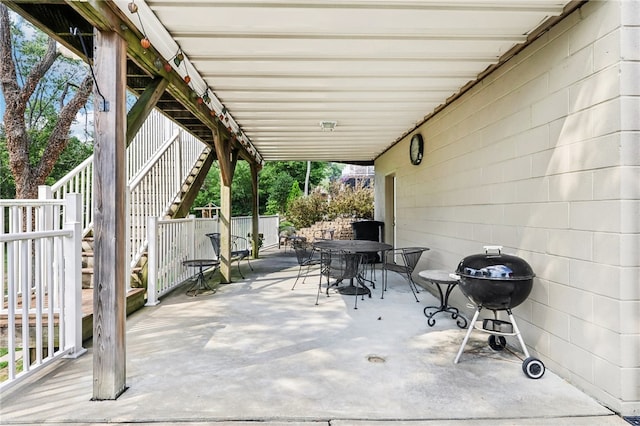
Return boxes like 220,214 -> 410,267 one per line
1,287 -> 146,347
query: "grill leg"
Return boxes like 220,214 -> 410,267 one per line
507,310 -> 531,359
454,308 -> 481,364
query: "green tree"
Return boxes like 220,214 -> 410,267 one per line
191,160 -> 344,217
193,162 -> 221,210
285,180 -> 302,210
323,162 -> 343,184
262,171 -> 294,215
0,5 -> 93,199
259,161 -> 333,215
230,162 -> 253,216
191,161 -> 254,216
0,127 -> 13,198
44,136 -> 93,186
285,191 -> 328,229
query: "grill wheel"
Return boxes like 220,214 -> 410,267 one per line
488,335 -> 507,351
523,357 -> 545,379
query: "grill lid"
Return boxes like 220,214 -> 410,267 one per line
455,246 -> 535,280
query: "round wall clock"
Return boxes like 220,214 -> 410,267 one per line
409,133 -> 423,165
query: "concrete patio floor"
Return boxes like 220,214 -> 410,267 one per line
0,247 -> 628,425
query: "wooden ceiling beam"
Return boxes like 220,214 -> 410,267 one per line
126,77 -> 169,144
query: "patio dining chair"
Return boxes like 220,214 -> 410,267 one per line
381,247 -> 430,302
317,250 -> 366,309
291,240 -> 324,290
313,228 -> 335,241
206,232 -> 253,279
351,220 -> 385,284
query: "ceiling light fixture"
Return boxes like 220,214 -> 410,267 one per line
319,120 -> 337,132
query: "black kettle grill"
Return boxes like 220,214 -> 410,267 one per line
452,246 -> 545,379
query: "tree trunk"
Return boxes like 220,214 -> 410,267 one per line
0,4 -> 93,199
304,160 -> 311,196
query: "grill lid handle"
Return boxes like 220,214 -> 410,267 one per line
484,245 -> 503,254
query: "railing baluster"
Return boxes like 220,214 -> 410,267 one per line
46,236 -> 55,359
7,234 -> 17,381
1,198 -> 80,391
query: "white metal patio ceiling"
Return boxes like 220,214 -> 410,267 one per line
115,0 -> 576,164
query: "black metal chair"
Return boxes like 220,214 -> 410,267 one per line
278,226 -> 297,252
206,232 -> 253,279
313,228 -> 335,241
291,240 -> 324,290
381,247 -> 429,302
351,220 -> 384,283
317,250 -> 366,309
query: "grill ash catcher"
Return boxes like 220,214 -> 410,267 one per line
451,246 -> 545,379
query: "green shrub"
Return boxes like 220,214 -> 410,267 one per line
286,192 -> 328,229
278,220 -> 295,232
327,181 -> 373,220
286,180 -> 374,228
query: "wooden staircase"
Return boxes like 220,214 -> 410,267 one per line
165,149 -> 214,219
80,234 -> 145,289
80,148 -> 214,291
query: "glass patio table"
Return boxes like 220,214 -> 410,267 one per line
312,239 -> 392,296
182,259 -> 220,296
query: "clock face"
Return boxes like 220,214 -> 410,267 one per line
410,134 -> 423,165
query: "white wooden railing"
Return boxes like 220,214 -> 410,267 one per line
49,108 -> 209,274
51,109 -> 185,237
145,215 -> 280,305
0,107 -> 280,389
230,215 -> 279,251
50,156 -> 93,236
0,194 -> 85,392
127,128 -> 209,269
127,108 -> 181,179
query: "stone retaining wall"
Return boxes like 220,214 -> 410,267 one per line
296,217 -> 358,241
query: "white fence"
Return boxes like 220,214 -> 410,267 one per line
127,129 -> 209,269
50,156 -> 93,236
230,214 -> 280,250
1,108 -> 277,390
0,194 -> 85,392
51,108 -> 209,271
0,202 -> 279,389
145,214 -> 280,305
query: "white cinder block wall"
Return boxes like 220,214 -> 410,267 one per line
374,0 -> 639,416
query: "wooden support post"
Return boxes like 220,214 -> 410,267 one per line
212,127 -> 239,283
92,29 -> 127,400
219,182 -> 232,283
250,162 -> 260,258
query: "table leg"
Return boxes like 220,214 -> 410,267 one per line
186,265 -> 218,296
336,278 -> 371,297
423,282 -> 468,328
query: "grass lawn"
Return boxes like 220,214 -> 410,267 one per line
0,347 -> 24,382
